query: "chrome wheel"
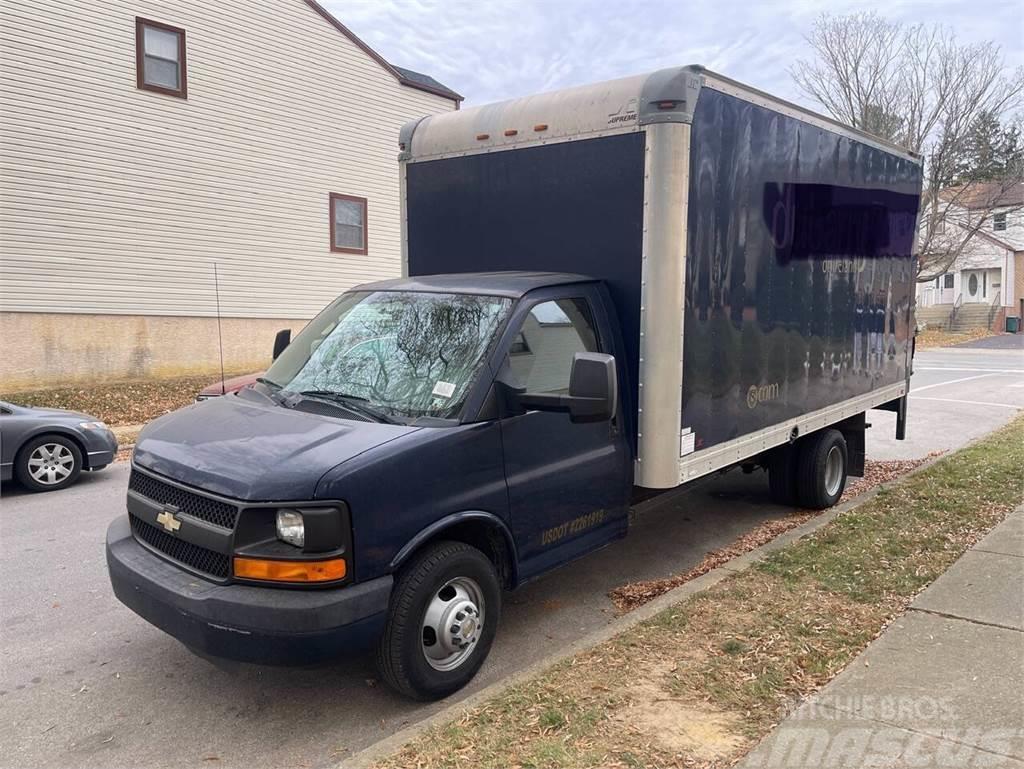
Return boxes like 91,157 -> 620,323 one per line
421,576 -> 485,672
27,443 -> 76,486
824,444 -> 844,497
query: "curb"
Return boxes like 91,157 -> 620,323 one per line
344,451 -> 952,769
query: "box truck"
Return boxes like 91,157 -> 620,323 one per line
107,66 -> 922,700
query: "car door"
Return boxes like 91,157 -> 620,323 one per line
495,287 -> 632,581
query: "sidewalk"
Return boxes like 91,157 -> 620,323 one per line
738,507 -> 1024,769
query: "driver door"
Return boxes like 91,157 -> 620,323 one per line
495,288 -> 632,581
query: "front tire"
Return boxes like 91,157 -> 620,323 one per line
376,540 -> 501,701
15,435 -> 83,492
797,429 -> 848,509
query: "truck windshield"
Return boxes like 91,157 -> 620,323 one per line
262,290 -> 512,421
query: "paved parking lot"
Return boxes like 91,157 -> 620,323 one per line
1,347 -> 1021,769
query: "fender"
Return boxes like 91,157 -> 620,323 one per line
390,510 -> 520,586
17,425 -> 92,467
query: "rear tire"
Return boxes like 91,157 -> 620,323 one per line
15,434 -> 83,492
767,444 -> 800,506
796,429 -> 848,509
376,540 -> 501,701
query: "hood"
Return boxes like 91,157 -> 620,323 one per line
18,405 -> 94,421
133,393 -> 419,501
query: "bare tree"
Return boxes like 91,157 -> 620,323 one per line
792,13 -> 1024,281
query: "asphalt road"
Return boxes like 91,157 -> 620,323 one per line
2,347 -> 1022,769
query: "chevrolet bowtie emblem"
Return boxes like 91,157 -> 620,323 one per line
156,509 -> 182,533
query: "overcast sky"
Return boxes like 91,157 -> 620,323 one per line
324,0 -> 1023,110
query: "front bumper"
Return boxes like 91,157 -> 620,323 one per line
84,428 -> 118,469
105,516 -> 391,665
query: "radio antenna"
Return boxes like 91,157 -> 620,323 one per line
213,262 -> 226,395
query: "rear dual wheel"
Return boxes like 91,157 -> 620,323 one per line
768,429 -> 848,510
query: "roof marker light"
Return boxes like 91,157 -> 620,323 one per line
504,129 -> 518,137
476,133 -> 490,140
533,123 -> 549,132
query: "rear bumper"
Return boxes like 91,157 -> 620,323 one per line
105,516 -> 391,665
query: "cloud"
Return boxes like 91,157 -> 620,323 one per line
326,0 -> 1024,109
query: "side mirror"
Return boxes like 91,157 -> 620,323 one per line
272,329 -> 291,360
517,352 -> 617,423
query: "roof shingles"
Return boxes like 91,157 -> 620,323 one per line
303,0 -> 462,103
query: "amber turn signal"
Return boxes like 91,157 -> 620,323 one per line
233,556 -> 346,583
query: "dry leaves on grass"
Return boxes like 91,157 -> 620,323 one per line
840,452 -> 944,501
915,327 -> 994,350
611,455 -> 944,613
609,513 -> 814,612
0,372 -> 250,425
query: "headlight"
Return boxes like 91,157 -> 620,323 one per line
276,509 -> 305,547
79,421 -> 107,430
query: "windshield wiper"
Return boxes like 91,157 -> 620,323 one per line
296,390 -> 396,424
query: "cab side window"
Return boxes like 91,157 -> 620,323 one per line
508,298 -> 599,394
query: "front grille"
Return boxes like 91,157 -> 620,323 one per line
130,514 -> 230,579
129,469 -> 238,529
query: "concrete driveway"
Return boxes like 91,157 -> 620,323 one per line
2,347 -> 1022,769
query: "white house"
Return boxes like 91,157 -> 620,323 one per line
0,0 -> 460,389
916,182 -> 1023,331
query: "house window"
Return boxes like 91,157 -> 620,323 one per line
136,18 -> 187,97
993,212 -> 1007,231
943,274 -> 954,289
330,193 -> 367,254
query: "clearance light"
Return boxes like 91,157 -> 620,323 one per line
657,100 -> 679,110
533,123 -> 549,132
234,557 -> 346,583
504,129 -> 518,136
476,133 -> 490,140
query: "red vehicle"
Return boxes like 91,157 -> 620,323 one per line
194,330 -> 289,401
195,371 -> 263,401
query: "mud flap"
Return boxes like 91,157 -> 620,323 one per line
877,395 -> 908,441
895,394 -> 908,440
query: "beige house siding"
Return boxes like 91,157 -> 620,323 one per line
0,0 -> 454,320
0,312 -> 307,391
1015,252 -> 1024,318
0,0 -> 456,388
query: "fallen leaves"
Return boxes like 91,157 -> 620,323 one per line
0,371 -> 251,426
609,454 -> 946,613
915,327 -> 994,350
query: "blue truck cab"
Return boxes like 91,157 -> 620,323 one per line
107,66 -> 921,699
107,272 -> 633,699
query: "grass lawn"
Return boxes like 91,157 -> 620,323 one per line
374,416 -> 1024,769
0,371 -> 251,426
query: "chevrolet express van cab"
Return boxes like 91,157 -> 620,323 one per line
107,66 -> 922,700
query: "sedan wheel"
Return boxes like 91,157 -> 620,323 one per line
16,436 -> 83,492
